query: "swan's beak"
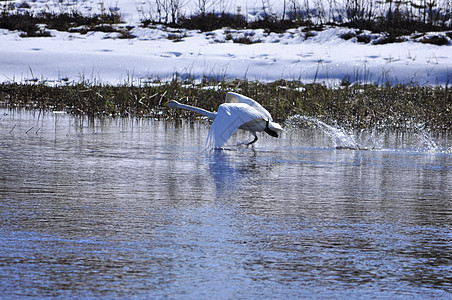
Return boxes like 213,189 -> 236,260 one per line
267,121 -> 284,137
163,101 -> 169,107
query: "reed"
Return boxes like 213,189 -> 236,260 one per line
0,79 -> 450,131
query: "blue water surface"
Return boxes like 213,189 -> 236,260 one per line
0,109 -> 451,299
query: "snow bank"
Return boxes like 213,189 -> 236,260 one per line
0,0 -> 451,85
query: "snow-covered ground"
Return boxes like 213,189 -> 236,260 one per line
1,0 -> 451,85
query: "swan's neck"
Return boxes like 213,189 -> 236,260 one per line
174,102 -> 217,120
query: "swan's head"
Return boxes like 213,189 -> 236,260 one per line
265,120 -> 284,137
165,100 -> 180,108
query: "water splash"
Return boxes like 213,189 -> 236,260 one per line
286,115 -> 448,152
286,115 -> 368,149
414,123 -> 440,152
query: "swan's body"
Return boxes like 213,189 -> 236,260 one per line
166,92 -> 283,148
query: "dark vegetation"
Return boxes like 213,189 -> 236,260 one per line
1,80 -> 450,130
0,1 -> 124,37
0,11 -> 124,37
170,13 -> 310,33
1,0 -> 451,43
140,0 -> 452,44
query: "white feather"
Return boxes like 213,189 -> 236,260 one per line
206,103 -> 266,148
225,92 -> 273,121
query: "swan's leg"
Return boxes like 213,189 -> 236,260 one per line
247,132 -> 258,145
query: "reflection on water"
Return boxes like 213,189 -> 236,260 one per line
1,108 -> 451,299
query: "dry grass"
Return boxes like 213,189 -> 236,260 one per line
0,79 -> 450,131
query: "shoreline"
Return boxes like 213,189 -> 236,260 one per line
1,80 -> 450,131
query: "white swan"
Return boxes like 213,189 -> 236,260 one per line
166,92 -> 283,148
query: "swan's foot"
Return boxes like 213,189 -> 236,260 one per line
246,134 -> 258,146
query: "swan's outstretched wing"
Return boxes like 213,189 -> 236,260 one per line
225,92 -> 273,121
206,103 -> 264,149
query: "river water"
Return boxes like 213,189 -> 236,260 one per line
1,108 -> 451,299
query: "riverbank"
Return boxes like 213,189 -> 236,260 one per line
1,80 -> 450,130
